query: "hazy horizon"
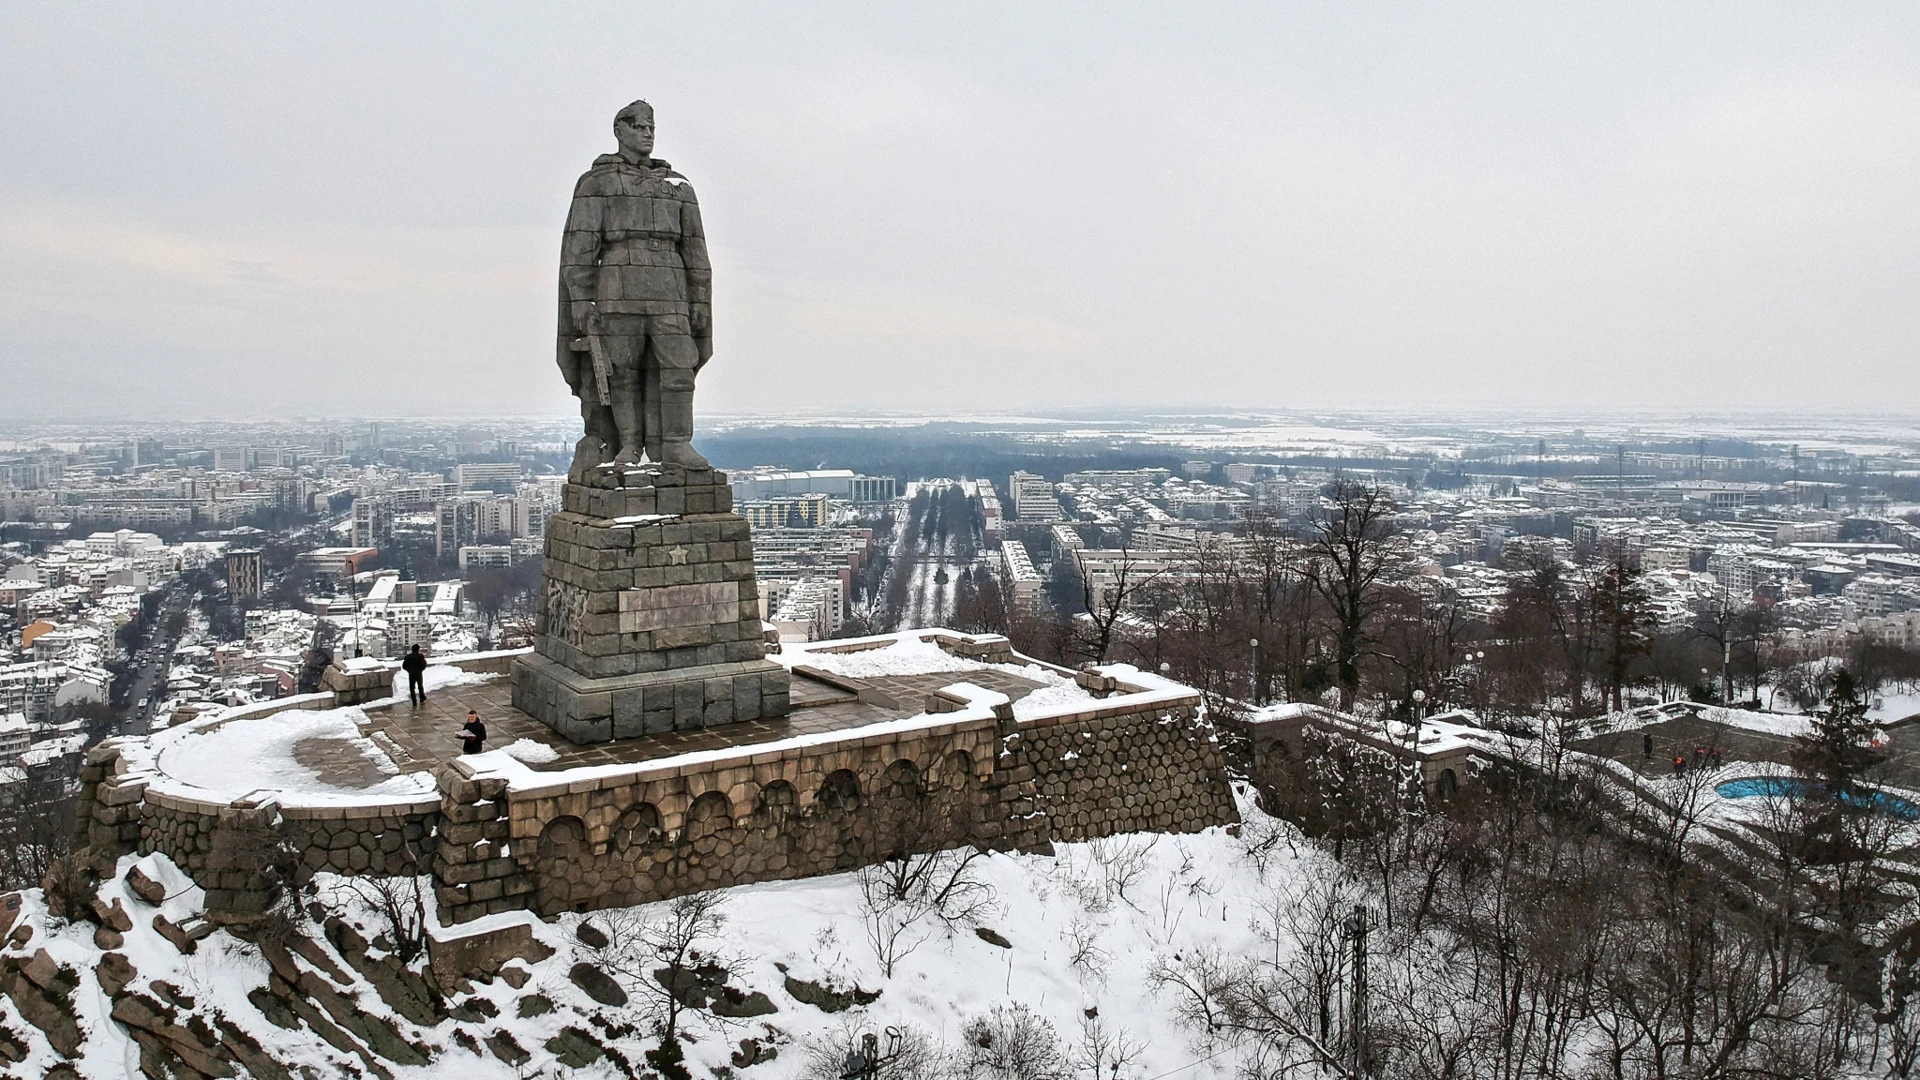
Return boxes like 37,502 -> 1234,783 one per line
4,4 -> 1917,418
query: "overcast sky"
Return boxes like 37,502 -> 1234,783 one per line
2,3 -> 1916,419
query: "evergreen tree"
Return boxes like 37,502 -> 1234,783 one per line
1791,669 -> 1896,940
1589,542 -> 1654,713
1794,669 -> 1881,803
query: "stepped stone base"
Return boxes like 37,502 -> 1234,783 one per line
512,461 -> 790,744
511,651 -> 789,744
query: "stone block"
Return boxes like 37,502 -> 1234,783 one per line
517,480 -> 789,742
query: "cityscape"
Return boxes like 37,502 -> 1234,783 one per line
8,410 -> 1917,756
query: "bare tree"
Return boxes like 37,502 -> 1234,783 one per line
578,890 -> 732,1070
1073,543 -> 1165,665
0,767 -> 75,891
1306,480 -> 1402,710
1070,1013 -> 1144,1080
859,846 -> 997,977
1588,541 -> 1654,713
331,871 -> 429,964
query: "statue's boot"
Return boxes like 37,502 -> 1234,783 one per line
568,435 -> 609,482
657,387 -> 710,468
611,394 -> 645,466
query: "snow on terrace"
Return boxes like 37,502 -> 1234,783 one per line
155,705 -> 431,802
1246,701 -> 1501,759
457,633 -> 1146,796
131,634 -> 1139,806
138,665 -> 501,806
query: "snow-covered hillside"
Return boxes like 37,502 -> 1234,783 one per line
0,786 -> 1304,1078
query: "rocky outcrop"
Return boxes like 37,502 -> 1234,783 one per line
1,949 -> 83,1058
567,961 -> 627,1006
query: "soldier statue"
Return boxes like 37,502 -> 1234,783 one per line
558,99 -> 713,476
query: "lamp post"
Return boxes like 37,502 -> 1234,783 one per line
1249,637 -> 1260,705
1722,638 -> 1732,708
1411,687 -> 1426,720
1345,905 -> 1371,1076
840,1028 -> 904,1080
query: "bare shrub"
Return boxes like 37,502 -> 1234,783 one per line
1148,847 -> 1219,940
1062,916 -> 1111,985
872,846 -> 997,925
330,872 -> 429,963
960,1004 -> 1068,1080
1059,836 -> 1157,914
37,853 -> 96,924
858,864 -> 940,979
247,893 -> 308,953
1070,1013 -> 1143,1080
801,1021 -> 951,1080
860,847 -> 998,977
1234,808 -> 1302,879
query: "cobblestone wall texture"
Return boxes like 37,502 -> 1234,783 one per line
433,712 -> 1026,923
1018,702 -> 1237,842
434,691 -> 1238,924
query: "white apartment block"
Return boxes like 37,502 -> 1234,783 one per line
1845,574 -> 1920,617
1009,472 -> 1061,522
770,578 -> 844,642
384,603 -> 435,655
459,545 -> 513,569
453,462 -> 523,490
999,540 -> 1045,614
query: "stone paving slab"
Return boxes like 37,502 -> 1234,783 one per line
290,736 -> 403,790
363,666 -> 1051,774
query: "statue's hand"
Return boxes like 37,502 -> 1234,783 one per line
570,301 -> 602,337
689,303 -> 711,340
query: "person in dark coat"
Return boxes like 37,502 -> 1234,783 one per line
402,644 -> 429,705
460,710 -> 488,755
1642,731 -> 1654,761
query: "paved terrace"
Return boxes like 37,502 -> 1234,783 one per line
359,664 -> 1054,779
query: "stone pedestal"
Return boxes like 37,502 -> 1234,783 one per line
511,462 -> 789,744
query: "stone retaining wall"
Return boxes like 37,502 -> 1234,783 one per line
281,802 -> 442,877
432,706 -> 1039,923
1019,698 -> 1237,842
433,669 -> 1237,925
71,644 -> 1240,929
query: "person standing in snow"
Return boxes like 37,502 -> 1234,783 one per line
402,644 -> 428,706
460,710 -> 488,755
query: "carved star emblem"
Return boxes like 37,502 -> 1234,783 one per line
667,546 -> 689,565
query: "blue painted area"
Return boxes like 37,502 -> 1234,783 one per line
1715,776 -> 1920,821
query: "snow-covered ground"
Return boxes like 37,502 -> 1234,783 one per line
139,667 -> 502,804
0,788 -> 1299,1079
154,704 -> 427,800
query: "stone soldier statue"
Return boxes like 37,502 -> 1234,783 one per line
558,100 -> 713,475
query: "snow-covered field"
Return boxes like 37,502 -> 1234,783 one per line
1,788 -> 1300,1078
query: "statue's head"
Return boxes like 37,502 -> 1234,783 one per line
614,100 -> 655,158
